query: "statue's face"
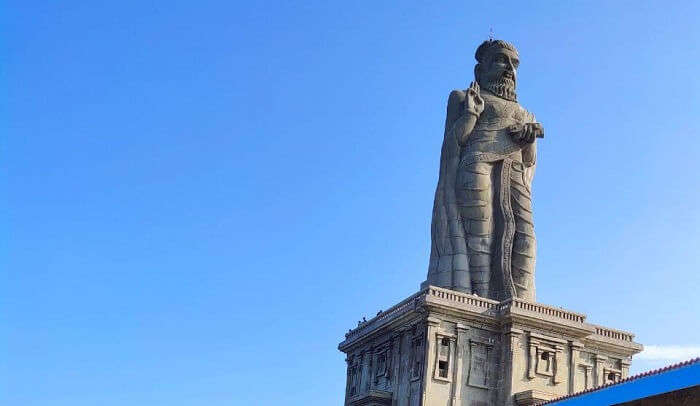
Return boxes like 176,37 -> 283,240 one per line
478,48 -> 519,101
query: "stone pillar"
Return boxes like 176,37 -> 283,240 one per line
594,354 -> 607,387
553,344 -> 564,385
501,326 -> 524,405
621,358 -> 631,378
452,323 -> 469,406
386,340 -> 394,381
422,317 -> 441,405
368,346 -> 376,390
390,333 -> 401,389
569,341 -> 584,393
527,339 -> 537,380
345,355 -> 353,403
584,365 -> 593,389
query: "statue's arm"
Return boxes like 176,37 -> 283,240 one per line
522,142 -> 536,167
447,86 -> 482,146
519,112 -> 539,167
454,111 -> 479,146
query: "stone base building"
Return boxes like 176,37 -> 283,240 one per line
338,286 -> 642,406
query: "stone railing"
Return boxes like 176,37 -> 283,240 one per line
506,299 -> 587,323
344,291 -> 422,340
426,286 -> 499,310
343,286 -> 634,344
593,326 -> 635,342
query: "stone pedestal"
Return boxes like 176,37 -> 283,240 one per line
338,286 -> 642,406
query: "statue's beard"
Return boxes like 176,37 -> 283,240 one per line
486,77 -> 517,102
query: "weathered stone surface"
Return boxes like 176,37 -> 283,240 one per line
424,39 -> 543,301
338,286 -> 642,406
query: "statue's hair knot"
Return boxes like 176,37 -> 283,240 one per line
475,39 -> 518,63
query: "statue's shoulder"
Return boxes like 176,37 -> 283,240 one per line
448,89 -> 466,103
445,89 -> 466,126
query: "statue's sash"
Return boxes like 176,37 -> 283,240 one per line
459,148 -> 524,299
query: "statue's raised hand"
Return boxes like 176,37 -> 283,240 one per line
464,81 -> 484,118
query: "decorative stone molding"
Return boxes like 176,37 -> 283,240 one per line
339,286 -> 642,357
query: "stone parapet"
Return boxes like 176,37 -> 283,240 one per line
341,291 -> 424,349
592,325 -> 635,342
503,298 -> 586,324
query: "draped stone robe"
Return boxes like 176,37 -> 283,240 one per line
424,90 -> 537,301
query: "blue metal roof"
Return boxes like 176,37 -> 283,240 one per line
541,358 -> 699,405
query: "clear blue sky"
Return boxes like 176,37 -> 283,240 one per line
3,1 -> 700,405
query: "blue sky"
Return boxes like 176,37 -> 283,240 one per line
3,1 -> 700,405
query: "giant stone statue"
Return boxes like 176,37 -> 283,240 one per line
425,39 -> 544,301
342,40 -> 643,406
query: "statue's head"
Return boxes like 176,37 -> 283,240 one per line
474,39 -> 519,102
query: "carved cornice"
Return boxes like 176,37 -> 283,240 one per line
339,286 -> 642,357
